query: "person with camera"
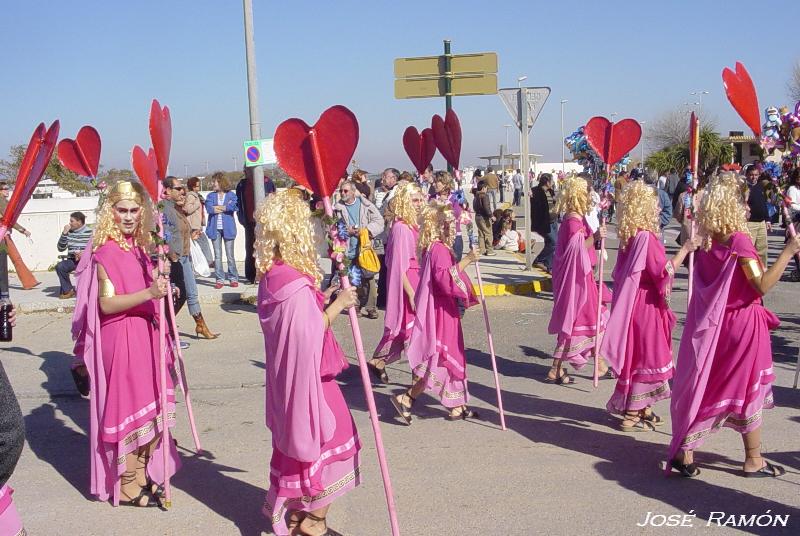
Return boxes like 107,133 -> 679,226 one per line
55,211 -> 92,299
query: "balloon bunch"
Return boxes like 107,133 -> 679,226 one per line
760,101 -> 800,155
564,126 -> 631,172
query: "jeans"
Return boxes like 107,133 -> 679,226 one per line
534,222 -> 557,270
475,216 -> 492,254
513,188 -> 522,207
55,257 -> 78,294
169,259 -> 186,314
487,189 -> 498,212
212,235 -> 239,282
194,233 -> 213,265
499,186 -> 505,203
357,274 -> 377,311
180,256 -> 200,316
243,222 -> 256,283
453,234 -> 464,262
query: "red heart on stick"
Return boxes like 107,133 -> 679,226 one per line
402,127 -> 436,174
149,99 -> 172,180
431,109 -> 462,169
1,121 -> 60,234
274,105 -> 359,198
584,116 -> 642,167
131,145 -> 160,202
57,126 -> 101,178
722,62 -> 761,137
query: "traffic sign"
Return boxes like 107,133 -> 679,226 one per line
499,87 -> 551,131
243,138 -> 276,167
394,52 -> 498,78
395,73 -> 498,99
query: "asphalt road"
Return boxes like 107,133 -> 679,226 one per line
2,222 -> 800,535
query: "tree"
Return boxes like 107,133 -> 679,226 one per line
789,60 -> 800,102
98,168 -> 135,185
645,127 -> 733,175
648,109 -> 718,150
0,144 -> 92,193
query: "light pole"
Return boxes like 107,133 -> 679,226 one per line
516,76 -> 527,159
516,75 -> 527,88
503,124 -> 512,171
232,156 -> 238,170
243,0 -> 265,203
184,164 -> 189,177
611,112 -> 618,123
691,90 -> 709,116
560,99 -> 568,172
640,121 -> 646,168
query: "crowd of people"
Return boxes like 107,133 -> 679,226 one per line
2,157 -> 799,535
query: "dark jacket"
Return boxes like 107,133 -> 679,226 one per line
473,192 -> 492,218
530,185 -> 553,235
0,362 -> 25,488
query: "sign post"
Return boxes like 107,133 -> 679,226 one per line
498,86 -> 551,271
243,138 -> 276,167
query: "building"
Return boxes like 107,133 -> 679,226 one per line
724,131 -> 762,167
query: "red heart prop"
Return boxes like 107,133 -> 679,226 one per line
431,109 -> 462,169
274,105 -> 359,198
1,121 -> 60,235
689,112 -> 700,173
402,127 -> 436,174
57,126 -> 101,178
131,145 -> 159,202
722,62 -> 761,137
584,116 -> 642,167
149,99 -> 172,180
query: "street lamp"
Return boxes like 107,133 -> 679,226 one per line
691,90 -> 709,116
611,112 -> 618,122
684,102 -> 700,114
517,75 -> 527,88
640,121 -> 647,168
503,124 -> 512,171
560,99 -> 568,172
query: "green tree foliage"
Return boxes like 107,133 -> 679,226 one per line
0,144 -> 92,193
646,127 -> 734,175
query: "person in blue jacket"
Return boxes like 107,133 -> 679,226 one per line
205,171 -> 240,288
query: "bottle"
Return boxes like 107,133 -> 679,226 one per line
0,292 -> 12,342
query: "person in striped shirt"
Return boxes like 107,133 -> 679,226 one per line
55,211 -> 91,299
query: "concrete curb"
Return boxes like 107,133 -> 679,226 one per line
473,276 -> 551,297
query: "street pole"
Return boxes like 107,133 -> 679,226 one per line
519,88 -> 532,271
443,39 -> 453,173
232,156 -> 238,170
560,99 -> 567,172
184,164 -> 189,178
243,0 -> 265,204
640,121 -> 646,168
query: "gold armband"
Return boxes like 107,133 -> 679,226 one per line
738,257 -> 763,280
99,278 -> 116,298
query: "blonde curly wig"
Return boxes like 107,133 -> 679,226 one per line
254,189 -> 322,285
393,182 -> 423,227
617,180 -> 660,247
418,201 -> 456,253
92,180 -> 154,252
556,175 -> 589,216
697,171 -> 749,250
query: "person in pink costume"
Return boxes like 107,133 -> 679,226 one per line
0,485 -> 23,536
600,181 -> 698,432
71,180 -> 179,507
392,201 -> 480,423
255,189 -> 361,536
547,175 -> 611,385
668,172 -> 800,478
368,182 -> 424,383
0,307 -> 24,536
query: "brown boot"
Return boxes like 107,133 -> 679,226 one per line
193,312 -> 219,339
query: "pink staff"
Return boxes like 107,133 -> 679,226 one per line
686,112 -> 701,302
274,105 -> 400,535
593,166 -> 612,388
780,197 -> 800,389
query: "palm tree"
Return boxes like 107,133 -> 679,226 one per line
646,127 -> 733,175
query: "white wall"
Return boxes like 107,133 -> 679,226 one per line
11,193 -> 248,271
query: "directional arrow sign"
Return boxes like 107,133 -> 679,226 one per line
499,87 -> 551,131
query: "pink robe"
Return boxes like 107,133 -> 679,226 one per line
71,238 -> 179,505
601,231 -> 675,414
258,262 -> 361,535
548,216 -> 611,369
407,241 -> 478,408
0,485 -> 23,536
668,232 -> 777,465
373,221 -> 420,363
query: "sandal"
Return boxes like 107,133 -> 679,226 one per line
302,511 -> 343,536
368,360 -> 390,384
640,409 -> 664,426
743,461 -> 786,478
119,471 -> 160,507
445,407 -> 479,421
620,417 -> 655,433
669,458 -> 701,478
391,391 -> 415,425
545,367 -> 574,385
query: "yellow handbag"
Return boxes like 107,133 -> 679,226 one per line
357,228 -> 381,277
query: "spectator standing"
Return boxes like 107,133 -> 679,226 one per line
334,180 -> 385,318
745,165 -> 770,267
665,168 -> 680,197
236,167 -> 275,284
644,172 -> 672,235
512,169 -> 524,206
352,169 -> 373,198
0,181 -> 38,289
55,211 -> 92,299
374,168 -> 399,308
420,164 -> 435,197
207,171 -> 240,288
163,177 -> 218,339
473,180 -> 495,256
531,173 -> 558,271
183,177 -> 213,268
483,167 -> 500,211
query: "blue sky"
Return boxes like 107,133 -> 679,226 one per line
1,0 -> 797,175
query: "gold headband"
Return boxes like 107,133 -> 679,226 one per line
113,181 -> 142,203
286,187 -> 309,200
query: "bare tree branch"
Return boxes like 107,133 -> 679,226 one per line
789,60 -> 800,102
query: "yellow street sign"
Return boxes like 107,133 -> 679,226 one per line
395,73 -> 498,99
394,52 -> 497,78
